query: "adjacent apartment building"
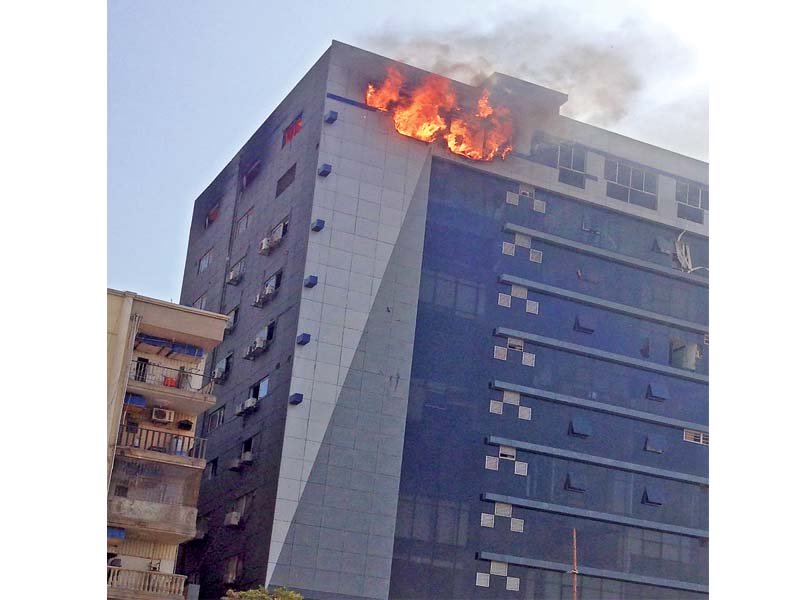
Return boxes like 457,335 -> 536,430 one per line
178,42 -> 708,600
107,289 -> 227,599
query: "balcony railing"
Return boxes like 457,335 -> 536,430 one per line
118,425 -> 206,460
107,567 -> 186,597
128,361 -> 213,395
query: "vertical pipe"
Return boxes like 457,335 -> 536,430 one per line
572,527 -> 578,600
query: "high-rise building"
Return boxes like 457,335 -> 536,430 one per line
107,289 -> 227,599
178,42 -> 708,600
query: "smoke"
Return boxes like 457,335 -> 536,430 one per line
360,10 -> 706,154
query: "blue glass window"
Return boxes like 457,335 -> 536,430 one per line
642,485 -> 666,506
647,382 -> 670,401
565,471 -> 587,492
644,434 -> 666,454
569,416 -> 592,438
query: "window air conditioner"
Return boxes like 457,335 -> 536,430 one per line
258,237 -> 270,254
240,451 -> 254,464
234,402 -> 245,416
151,408 -> 175,424
224,511 -> 241,527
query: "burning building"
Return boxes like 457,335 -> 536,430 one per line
178,41 -> 708,600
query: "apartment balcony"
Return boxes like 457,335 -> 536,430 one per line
126,361 -> 215,415
108,456 -> 201,544
107,566 -> 185,600
116,425 -> 206,469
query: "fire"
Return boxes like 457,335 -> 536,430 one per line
365,70 -> 513,161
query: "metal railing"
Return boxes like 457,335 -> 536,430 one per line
128,361 -> 213,394
107,566 -> 186,596
118,425 -> 206,460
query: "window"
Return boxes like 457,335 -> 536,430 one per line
480,513 -> 495,528
510,518 -> 524,533
498,446 -> 516,460
224,554 -> 244,584
282,114 -> 303,147
676,180 -> 708,224
249,375 -> 270,400
683,429 -> 709,445
276,164 -> 296,197
228,258 -> 245,284
214,352 -> 233,380
507,338 -> 524,352
198,249 -> 213,273
205,458 -> 218,480
207,406 -> 225,433
557,144 -> 587,189
605,158 -> 658,209
265,270 -> 283,291
192,294 -> 207,310
232,491 -> 255,518
205,202 -> 220,229
226,306 -> 239,331
241,438 -> 254,457
669,338 -> 699,371
235,209 -> 252,239
271,219 -> 289,242
475,572 -> 490,587
242,160 -> 261,189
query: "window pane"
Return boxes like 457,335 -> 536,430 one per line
618,164 -> 631,187
644,171 -> 658,193
572,147 -> 586,172
558,145 -> 572,168
676,181 -> 688,203
688,184 -> 701,207
631,168 -> 644,190
604,159 -> 617,182
607,181 -> 629,202
701,189 -> 710,211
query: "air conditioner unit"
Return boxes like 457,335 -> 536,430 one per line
267,235 -> 282,250
224,511 -> 241,527
252,337 -> 268,353
151,408 -> 175,424
227,269 -> 242,285
263,285 -> 276,300
243,397 -> 258,412
234,402 -> 245,416
227,457 -> 242,471
258,237 -> 270,254
240,451 -> 254,465
211,368 -> 226,383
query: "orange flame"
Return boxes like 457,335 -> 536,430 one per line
365,71 -> 513,161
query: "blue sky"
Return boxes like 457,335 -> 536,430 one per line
108,0 -> 707,302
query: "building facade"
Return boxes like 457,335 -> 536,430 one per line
178,42 -> 708,600
107,289 -> 227,599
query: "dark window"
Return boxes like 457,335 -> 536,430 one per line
677,203 -> 704,224
605,158 -> 658,210
266,270 -> 283,291
642,485 -> 665,506
569,416 -> 592,438
565,471 -> 587,492
205,459 -> 218,479
676,180 -> 709,214
276,164 -> 296,197
532,135 -> 559,168
205,203 -> 220,229
242,437 -> 253,454
228,258 -> 245,283
282,114 -> 303,147
242,160 -> 262,189
644,434 -> 666,454
226,306 -> 239,328
249,376 -> 269,400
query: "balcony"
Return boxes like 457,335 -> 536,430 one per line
126,361 -> 215,415
108,496 -> 198,544
117,425 -> 206,467
107,566 -> 185,600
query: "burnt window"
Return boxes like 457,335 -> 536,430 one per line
276,164 -> 296,197
282,114 -> 303,147
605,158 -> 658,210
205,202 -> 220,229
242,160 -> 262,189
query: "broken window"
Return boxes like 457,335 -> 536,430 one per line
282,114 -> 303,147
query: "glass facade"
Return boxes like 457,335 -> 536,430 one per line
388,159 -> 709,599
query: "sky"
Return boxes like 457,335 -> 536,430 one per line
108,0 -> 708,302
